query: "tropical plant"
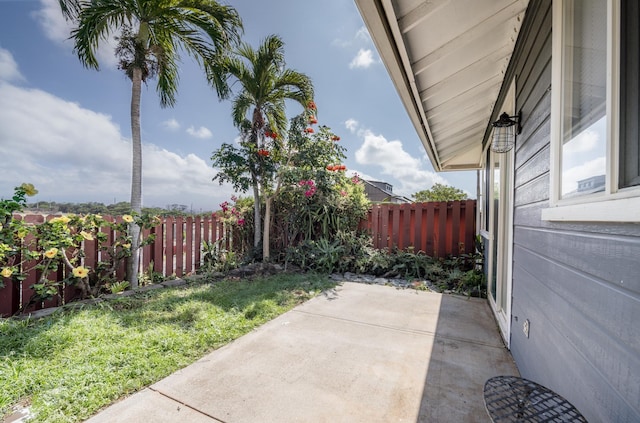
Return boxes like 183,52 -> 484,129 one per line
212,35 -> 314,259
57,0 -> 243,288
0,184 -> 39,289
412,183 -> 469,202
0,183 -> 37,226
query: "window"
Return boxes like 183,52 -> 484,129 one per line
545,0 -> 640,222
620,0 -> 640,188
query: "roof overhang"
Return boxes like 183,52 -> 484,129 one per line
354,0 -> 529,171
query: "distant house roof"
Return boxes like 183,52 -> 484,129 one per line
363,180 -> 411,204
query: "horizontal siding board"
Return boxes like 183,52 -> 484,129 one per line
513,201 -> 547,228
513,243 -> 640,355
511,257 -> 640,423
515,144 -> 550,189
515,94 -> 551,169
514,226 -> 640,295
514,0 -> 551,85
514,173 -> 549,207
517,29 -> 552,113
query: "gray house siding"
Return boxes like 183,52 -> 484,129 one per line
508,1 -> 640,422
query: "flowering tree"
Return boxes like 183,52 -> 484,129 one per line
212,35 -> 314,255
273,118 -> 369,249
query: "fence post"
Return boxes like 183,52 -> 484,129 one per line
153,218 -> 164,275
175,216 -> 184,277
185,216 -> 193,274
451,201 -> 460,255
391,205 -> 400,249
164,216 -> 175,277
194,216 -> 202,269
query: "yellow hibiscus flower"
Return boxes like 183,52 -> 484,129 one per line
121,243 -> 131,249
72,266 -> 89,278
80,231 -> 94,241
50,216 -> 71,224
44,248 -> 59,259
20,183 -> 38,196
1,267 -> 13,278
122,215 -> 134,223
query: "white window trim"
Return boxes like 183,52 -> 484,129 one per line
544,0 -> 640,223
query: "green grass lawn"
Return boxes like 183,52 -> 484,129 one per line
0,273 -> 335,422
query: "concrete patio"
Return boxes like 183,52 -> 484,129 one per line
86,282 -> 518,422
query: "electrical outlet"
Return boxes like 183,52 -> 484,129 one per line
523,319 -> 530,338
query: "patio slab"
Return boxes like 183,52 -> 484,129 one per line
85,282 -> 518,423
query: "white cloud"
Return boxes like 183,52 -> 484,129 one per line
0,47 -> 24,82
345,118 -> 359,133
333,26 -> 372,48
561,156 -> 606,195
34,0 -> 119,69
0,82 -> 232,210
162,118 -> 180,131
355,26 -> 371,42
355,129 -> 446,195
563,128 -> 601,155
186,126 -> 213,139
349,49 -> 376,69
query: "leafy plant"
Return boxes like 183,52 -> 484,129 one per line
108,280 -> 130,294
201,239 -> 239,273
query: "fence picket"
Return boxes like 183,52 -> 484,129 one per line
175,217 -> 184,277
185,216 -> 193,274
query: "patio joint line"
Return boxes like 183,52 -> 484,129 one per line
148,387 -> 228,423
292,309 -> 505,349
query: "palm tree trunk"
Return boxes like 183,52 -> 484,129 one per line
128,66 -> 143,289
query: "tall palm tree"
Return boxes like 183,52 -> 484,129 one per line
58,0 -> 242,287
221,35 -> 313,259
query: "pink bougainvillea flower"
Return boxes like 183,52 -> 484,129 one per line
340,190 -> 348,197
238,219 -> 245,226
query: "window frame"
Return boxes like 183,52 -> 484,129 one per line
544,0 -> 640,222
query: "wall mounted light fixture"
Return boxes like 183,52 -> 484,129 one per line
491,111 -> 521,153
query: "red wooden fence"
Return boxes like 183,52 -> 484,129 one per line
0,214 -> 235,317
1,201 -> 476,317
361,200 -> 476,257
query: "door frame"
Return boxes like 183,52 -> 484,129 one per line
482,80 -> 516,348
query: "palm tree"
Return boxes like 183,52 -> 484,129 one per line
221,35 -> 314,259
57,0 -> 242,287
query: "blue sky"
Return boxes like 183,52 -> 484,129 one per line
0,0 -> 475,212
